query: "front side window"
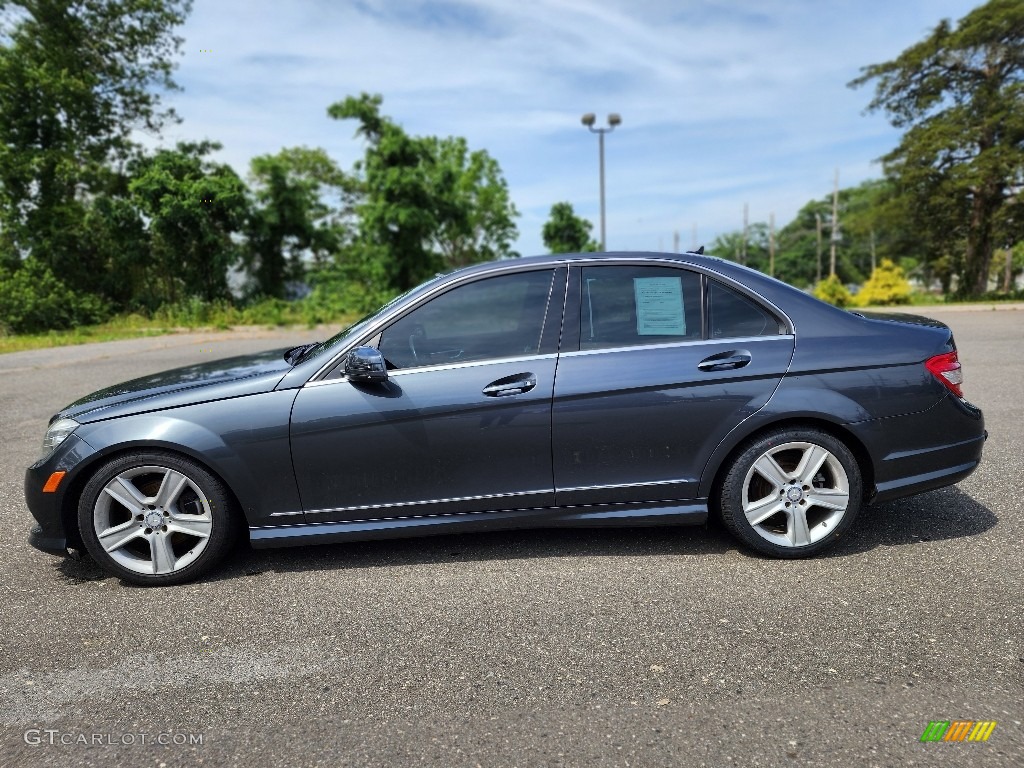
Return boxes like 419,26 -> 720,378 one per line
579,266 -> 702,350
708,280 -> 782,339
378,270 -> 555,369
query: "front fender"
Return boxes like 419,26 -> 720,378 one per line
73,389 -> 300,526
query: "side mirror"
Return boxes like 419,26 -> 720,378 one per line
344,346 -> 388,383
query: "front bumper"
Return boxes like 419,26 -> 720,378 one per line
28,524 -> 71,556
25,433 -> 98,557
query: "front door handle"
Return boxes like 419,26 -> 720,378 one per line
483,373 -> 537,397
697,350 -> 751,372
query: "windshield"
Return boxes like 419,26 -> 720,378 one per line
293,276 -> 450,365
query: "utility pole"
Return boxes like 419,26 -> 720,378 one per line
673,230 -> 680,253
691,223 -> 698,251
870,228 -> 876,273
815,212 -> 823,284
769,212 -> 775,278
741,202 -> 749,265
829,168 -> 840,278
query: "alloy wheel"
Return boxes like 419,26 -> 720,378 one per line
92,465 -> 214,576
740,441 -> 851,548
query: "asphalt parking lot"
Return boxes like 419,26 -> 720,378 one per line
0,309 -> 1021,768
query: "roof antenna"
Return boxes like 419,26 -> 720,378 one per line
695,245 -> 704,254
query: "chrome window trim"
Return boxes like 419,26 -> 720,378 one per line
560,334 -> 795,359
304,255 -> 794,383
303,353 -> 558,388
566,256 -> 794,336
310,265 -> 563,382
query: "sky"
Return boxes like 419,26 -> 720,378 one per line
158,0 -> 983,257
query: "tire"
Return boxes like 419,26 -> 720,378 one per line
78,451 -> 237,586
718,427 -> 863,558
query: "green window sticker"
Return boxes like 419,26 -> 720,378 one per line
634,276 -> 685,335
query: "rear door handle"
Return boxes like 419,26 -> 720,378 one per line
697,350 -> 751,372
483,373 -> 537,397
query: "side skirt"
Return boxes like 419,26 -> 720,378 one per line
249,498 -> 708,549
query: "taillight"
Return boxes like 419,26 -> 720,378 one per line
925,350 -> 963,398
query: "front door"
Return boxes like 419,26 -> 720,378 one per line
290,268 -> 563,522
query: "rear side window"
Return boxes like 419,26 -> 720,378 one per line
579,266 -> 702,350
708,280 -> 781,339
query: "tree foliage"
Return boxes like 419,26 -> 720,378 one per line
542,202 -> 598,253
427,136 -> 519,267
243,147 -> 347,299
327,93 -> 518,296
0,257 -> 108,333
129,141 -> 248,305
0,0 -> 191,273
849,0 -> 1024,298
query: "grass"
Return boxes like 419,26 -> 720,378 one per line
0,318 -> 179,354
0,302 -> 360,355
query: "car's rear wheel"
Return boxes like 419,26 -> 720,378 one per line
78,452 -> 237,586
718,428 -> 862,558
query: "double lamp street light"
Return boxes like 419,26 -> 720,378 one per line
581,112 -> 621,251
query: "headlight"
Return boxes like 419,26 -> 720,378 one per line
41,418 -> 79,459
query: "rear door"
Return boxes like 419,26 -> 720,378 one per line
552,263 -> 795,506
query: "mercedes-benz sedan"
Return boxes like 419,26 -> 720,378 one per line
25,251 -> 986,585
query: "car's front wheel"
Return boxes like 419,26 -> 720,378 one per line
78,452 -> 237,585
718,428 -> 863,558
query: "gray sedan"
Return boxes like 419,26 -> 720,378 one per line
25,251 -> 986,585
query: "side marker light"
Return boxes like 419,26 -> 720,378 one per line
42,471 -> 66,493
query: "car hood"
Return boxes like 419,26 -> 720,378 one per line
56,349 -> 294,423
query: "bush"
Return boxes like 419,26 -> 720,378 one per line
241,297 -> 292,326
855,259 -> 911,306
813,275 -> 853,308
0,258 -> 110,333
151,297 -> 241,328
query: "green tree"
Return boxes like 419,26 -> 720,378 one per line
328,93 -> 443,295
428,136 -> 519,267
0,0 -> 191,280
327,93 -> 519,295
129,142 -> 248,304
541,202 -> 598,253
76,191 -> 151,309
244,147 -> 347,299
849,0 -> 1024,298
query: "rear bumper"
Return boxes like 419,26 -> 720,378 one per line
850,395 -> 986,504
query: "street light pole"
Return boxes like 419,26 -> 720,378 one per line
581,113 -> 621,251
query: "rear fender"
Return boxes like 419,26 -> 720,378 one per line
697,386 -> 872,498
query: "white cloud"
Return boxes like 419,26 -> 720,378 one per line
160,0 -> 980,256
